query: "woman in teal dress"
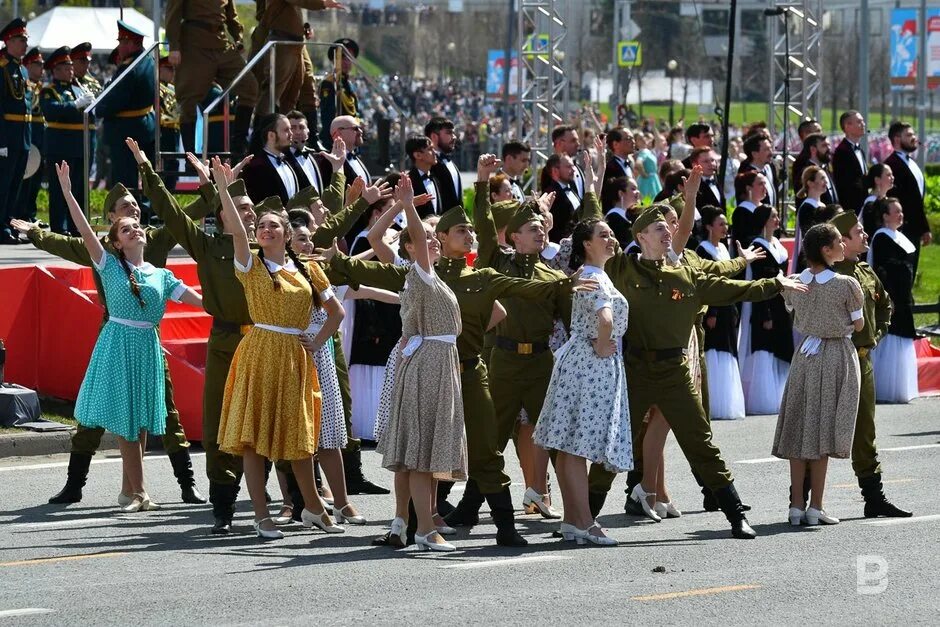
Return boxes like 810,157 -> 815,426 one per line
635,132 -> 663,200
56,161 -> 203,513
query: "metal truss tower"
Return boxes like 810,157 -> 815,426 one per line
767,0 -> 824,136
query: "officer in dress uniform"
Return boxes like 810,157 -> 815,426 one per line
165,0 -> 259,157
96,21 -> 156,206
40,46 -> 93,235
829,211 -> 912,519
22,47 -> 45,226
319,38 -> 360,149
0,18 -> 32,245
71,43 -> 102,183
158,55 -> 182,191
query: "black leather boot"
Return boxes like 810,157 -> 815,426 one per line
209,481 -> 240,535
343,449 -> 390,495
623,472 -> 645,516
589,491 -> 608,519
231,106 -> 254,160
285,471 -> 306,523
860,474 -> 913,518
444,479 -> 484,527
437,480 -> 455,517
167,449 -> 207,504
714,483 -> 757,539
48,453 -> 92,504
486,488 -> 528,547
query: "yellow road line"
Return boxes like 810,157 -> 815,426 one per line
0,551 -> 127,567
631,584 -> 762,601
832,478 -> 914,489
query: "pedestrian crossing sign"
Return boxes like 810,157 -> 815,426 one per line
618,41 -> 642,67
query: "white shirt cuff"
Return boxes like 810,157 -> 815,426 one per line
234,255 -> 252,273
414,263 -> 436,285
850,308 -> 864,322
170,283 -> 188,303
320,287 -> 335,302
92,250 -> 109,272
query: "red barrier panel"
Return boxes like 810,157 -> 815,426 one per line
916,338 -> 940,396
0,266 -> 39,387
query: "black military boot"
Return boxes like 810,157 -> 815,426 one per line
714,483 -> 757,539
48,453 -> 93,504
209,482 -> 239,535
343,449 -> 390,495
486,488 -> 528,547
167,449 -> 207,504
859,474 -> 913,518
589,491 -> 608,519
444,479 -> 484,528
231,106 -> 254,160
285,471 -> 307,523
437,480 -> 455,517
623,471 -> 646,516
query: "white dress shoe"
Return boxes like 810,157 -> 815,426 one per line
432,514 -> 456,535
120,493 -> 145,513
522,487 -> 562,519
140,494 -> 160,511
574,524 -> 617,546
629,484 -> 662,522
253,518 -> 285,539
805,507 -> 839,526
653,501 -> 682,518
558,522 -> 579,541
118,492 -> 133,507
333,504 -> 366,525
415,531 -> 456,552
788,507 -> 806,526
301,508 -> 345,533
272,506 -> 294,525
389,517 -> 408,546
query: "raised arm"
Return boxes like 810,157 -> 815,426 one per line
473,154 -> 504,269
55,162 -> 105,266
328,252 -> 408,291
366,201 -> 404,263
212,159 -> 250,267
14,220 -> 94,266
399,176 -> 431,274
318,138 -> 349,214
671,165 -> 702,253
589,135 -> 606,197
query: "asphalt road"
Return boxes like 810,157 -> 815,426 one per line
1,398 -> 938,625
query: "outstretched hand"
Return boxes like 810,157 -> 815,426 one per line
683,164 -> 703,196
55,161 -> 72,192
125,137 -> 149,165
210,156 -> 234,188
346,177 -> 365,205
362,180 -> 393,205
778,275 -> 810,293
231,154 -> 252,177
396,174 -> 415,207
736,241 -> 767,264
322,137 -> 347,171
537,191 -> 556,215
186,152 -> 212,185
9,219 -> 38,234
313,238 -> 340,263
569,267 -> 600,293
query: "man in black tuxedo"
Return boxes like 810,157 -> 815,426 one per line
240,112 -> 299,205
500,140 -> 531,203
691,147 -> 723,211
831,110 -> 868,215
550,124 -> 584,198
543,153 -> 580,242
605,127 -> 634,180
681,122 -> 714,168
406,135 -> 442,218
795,133 -> 837,204
327,115 -> 373,246
285,110 -> 328,194
739,134 -> 777,207
884,121 -> 933,273
425,116 -> 462,211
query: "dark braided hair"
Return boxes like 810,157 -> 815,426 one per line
569,218 -> 604,272
286,245 -> 321,308
256,210 -> 321,308
109,218 -> 145,309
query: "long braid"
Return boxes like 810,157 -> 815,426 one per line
256,247 -> 281,291
118,249 -> 146,308
286,246 -> 321,308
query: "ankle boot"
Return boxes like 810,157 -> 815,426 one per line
48,453 -> 93,504
167,449 -> 207,504
444,479 -> 484,527
343,449 -> 390,495
209,481 -> 240,535
406,498 -> 418,545
282,470 -> 306,522
437,480 -> 455,517
859,474 -> 913,518
714,483 -> 756,539
589,491 -> 608,519
231,106 -> 254,160
486,488 -> 528,547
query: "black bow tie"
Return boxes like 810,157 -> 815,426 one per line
438,154 -> 450,163
509,178 -> 520,186
703,178 -> 715,185
269,153 -> 283,165
420,173 -> 432,181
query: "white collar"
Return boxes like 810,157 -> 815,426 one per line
872,227 -> 916,254
738,200 -> 757,212
262,256 -> 297,273
582,264 -> 605,276
752,236 -> 789,264
124,259 -> 156,275
606,207 -> 627,220
697,240 -> 729,261
863,194 -> 877,205
802,197 -> 820,207
541,241 -> 560,260
799,268 -> 835,284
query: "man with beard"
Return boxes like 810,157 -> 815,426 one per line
240,112 -> 299,205
426,116 -> 463,211
883,121 -> 932,274
797,133 -> 837,204
550,124 -> 584,199
542,153 -> 581,242
831,110 -> 868,215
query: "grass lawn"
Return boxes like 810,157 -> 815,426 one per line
914,244 -> 940,341
0,397 -> 77,435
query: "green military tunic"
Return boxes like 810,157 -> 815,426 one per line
140,161 -> 248,485
472,182 -> 571,450
833,258 -> 892,479
582,216 -> 785,494
26,185 -> 215,456
329,251 -> 574,494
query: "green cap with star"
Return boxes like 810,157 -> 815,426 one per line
104,183 -> 131,214
830,210 -> 858,236
435,205 -> 470,233
491,200 -> 520,231
631,206 -> 667,235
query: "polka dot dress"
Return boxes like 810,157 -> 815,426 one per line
302,306 -> 348,450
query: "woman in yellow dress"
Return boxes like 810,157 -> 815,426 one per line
212,160 -> 346,540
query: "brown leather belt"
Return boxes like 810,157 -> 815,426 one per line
494,336 -> 550,355
268,29 -> 304,42
628,346 -> 687,362
857,346 -> 871,358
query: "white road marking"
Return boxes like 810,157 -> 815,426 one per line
7,518 -> 116,531
734,457 -> 785,465
0,452 -> 206,473
735,443 -> 940,465
878,444 -> 940,453
439,555 -> 572,569
0,608 -> 55,618
861,514 -> 940,527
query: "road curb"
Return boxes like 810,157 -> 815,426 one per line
0,429 -> 119,458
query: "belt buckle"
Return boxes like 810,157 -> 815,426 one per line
240,325 -> 252,335
857,347 -> 869,358
518,342 -> 533,355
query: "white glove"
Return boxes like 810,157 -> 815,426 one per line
0,147 -> 8,158
74,94 -> 93,110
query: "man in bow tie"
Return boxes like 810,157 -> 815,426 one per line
884,121 -> 932,274
550,124 -> 584,199
681,122 -> 715,168
406,135 -> 441,217
832,110 -> 868,215
426,116 -> 463,211
240,112 -> 298,205
543,153 -> 581,241
602,128 -> 634,204
285,110 -> 328,195
500,140 -> 531,203
739,133 -> 777,208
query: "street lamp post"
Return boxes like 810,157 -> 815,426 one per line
667,59 -> 678,126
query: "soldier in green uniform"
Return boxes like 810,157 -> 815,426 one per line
39,47 -> 92,235
472,154 -> 571,517
830,211 -> 912,518
326,207 -> 594,546
12,177 -> 215,505
22,47 -> 44,226
0,18 -> 32,245
165,0 -> 259,157
158,55 -> 182,191
319,38 -> 360,149
97,21 -> 156,200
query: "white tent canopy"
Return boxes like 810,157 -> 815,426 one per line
26,7 -> 155,53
